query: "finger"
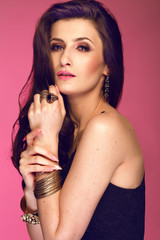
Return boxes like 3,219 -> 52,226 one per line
28,102 -> 34,119
41,85 -> 59,108
49,85 -> 60,105
20,164 -> 57,176
21,144 -> 59,162
33,94 -> 41,112
49,85 -> 57,96
21,155 -> 61,168
26,129 -> 42,146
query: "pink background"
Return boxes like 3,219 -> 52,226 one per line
0,0 -> 159,239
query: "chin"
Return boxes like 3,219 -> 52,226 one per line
58,85 -> 74,95
56,82 -> 86,97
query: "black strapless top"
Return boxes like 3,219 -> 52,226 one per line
61,151 -> 145,240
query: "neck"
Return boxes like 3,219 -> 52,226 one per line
66,90 -> 104,131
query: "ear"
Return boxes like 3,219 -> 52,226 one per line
103,65 -> 109,76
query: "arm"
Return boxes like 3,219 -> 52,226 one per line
19,85 -> 65,239
26,118 -> 125,240
24,189 -> 44,240
20,86 -> 132,239
20,129 -> 60,240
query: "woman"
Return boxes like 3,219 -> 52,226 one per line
12,0 -> 145,239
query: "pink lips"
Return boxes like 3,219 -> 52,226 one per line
57,71 -> 76,80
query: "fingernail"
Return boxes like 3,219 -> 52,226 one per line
55,165 -> 62,170
36,129 -> 42,134
55,84 -> 60,93
52,156 -> 59,162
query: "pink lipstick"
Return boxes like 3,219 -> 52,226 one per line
57,71 -> 76,80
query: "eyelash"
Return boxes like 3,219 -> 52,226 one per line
50,44 -> 90,52
50,44 -> 63,51
77,45 -> 90,52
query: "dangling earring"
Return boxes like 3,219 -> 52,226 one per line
104,75 -> 110,101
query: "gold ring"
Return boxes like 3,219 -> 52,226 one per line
40,90 -> 48,102
40,90 -> 58,103
46,93 -> 58,103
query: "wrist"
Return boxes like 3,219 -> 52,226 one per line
20,195 -> 40,225
23,188 -> 37,213
34,134 -> 59,154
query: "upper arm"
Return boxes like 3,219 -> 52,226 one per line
57,114 -> 125,239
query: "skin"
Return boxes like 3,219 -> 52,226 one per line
19,19 -> 144,240
50,19 -> 107,96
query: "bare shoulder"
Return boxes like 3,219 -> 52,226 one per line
77,109 -> 133,166
82,108 -> 144,188
82,108 -> 143,165
85,108 -> 135,141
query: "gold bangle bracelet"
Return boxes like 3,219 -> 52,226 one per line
20,196 -> 37,214
34,170 -> 63,199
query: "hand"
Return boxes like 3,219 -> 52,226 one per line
28,85 -> 66,145
19,129 -> 61,192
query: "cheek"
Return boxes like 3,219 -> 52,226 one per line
84,54 -> 104,75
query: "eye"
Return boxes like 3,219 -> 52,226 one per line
77,45 -> 90,52
50,44 -> 63,51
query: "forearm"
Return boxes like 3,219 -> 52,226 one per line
27,223 -> 44,240
22,85 -> 66,239
23,178 -> 60,240
25,191 -> 62,240
32,135 -> 62,239
37,190 -> 62,240
24,188 -> 44,240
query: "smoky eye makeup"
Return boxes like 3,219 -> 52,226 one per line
76,43 -> 91,52
50,43 -> 63,51
49,38 -> 65,51
50,42 -> 91,52
49,37 -> 93,52
50,40 -> 65,51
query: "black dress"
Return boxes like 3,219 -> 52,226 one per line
61,151 -> 145,240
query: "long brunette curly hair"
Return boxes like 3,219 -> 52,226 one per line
12,0 -> 124,174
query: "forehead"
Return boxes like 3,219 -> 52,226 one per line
50,18 -> 102,44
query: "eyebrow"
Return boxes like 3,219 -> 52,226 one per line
49,37 -> 94,45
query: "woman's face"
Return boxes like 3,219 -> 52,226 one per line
50,18 -> 108,96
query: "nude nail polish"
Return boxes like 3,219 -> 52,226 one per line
55,84 -> 60,93
52,156 -> 59,162
55,165 -> 62,170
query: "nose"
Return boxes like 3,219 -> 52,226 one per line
60,49 -> 72,67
